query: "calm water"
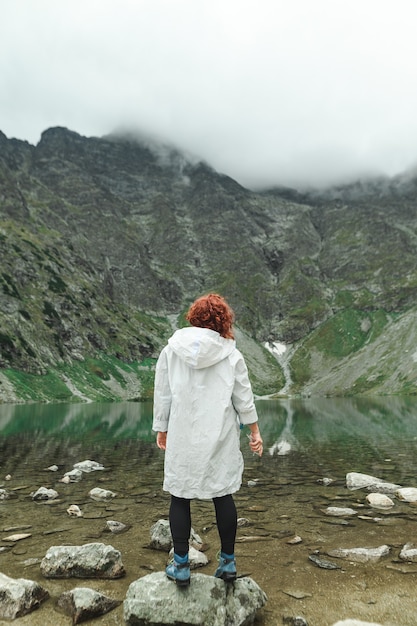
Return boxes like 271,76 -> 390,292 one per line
2,396 -> 417,625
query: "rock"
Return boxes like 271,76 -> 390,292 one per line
287,535 -> 302,544
346,472 -> 401,494
123,571 -> 267,626
0,572 -> 49,619
283,617 -> 309,626
269,439 -> 291,456
63,469 -> 83,483
308,554 -> 341,570
31,487 -> 59,501
237,517 -> 251,527
74,460 -> 105,473
2,533 -> 32,542
40,542 -> 125,579
67,505 -> 83,517
88,487 -> 116,501
332,621 -> 383,626
399,542 -> 417,562
324,506 -> 357,517
326,545 -> 390,563
149,519 -> 202,552
45,464 -> 59,472
150,519 -> 173,551
396,487 -> 417,502
168,545 -> 208,570
57,587 -> 121,624
317,477 -> 333,485
365,493 -> 394,508
106,520 -> 131,534
0,488 -> 11,500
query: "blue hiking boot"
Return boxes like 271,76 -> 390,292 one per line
166,553 -> 190,587
214,552 -> 237,582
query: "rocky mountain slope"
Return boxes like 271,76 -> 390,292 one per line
0,127 -> 416,402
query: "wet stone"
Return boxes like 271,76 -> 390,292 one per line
57,587 -> 121,624
0,572 -> 49,620
40,542 -> 125,579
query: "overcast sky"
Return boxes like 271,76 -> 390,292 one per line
1,0 -> 417,189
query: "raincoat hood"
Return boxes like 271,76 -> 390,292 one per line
168,326 -> 236,369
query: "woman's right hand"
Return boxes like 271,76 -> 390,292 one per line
248,431 -> 263,457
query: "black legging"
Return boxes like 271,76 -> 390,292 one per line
169,494 -> 237,558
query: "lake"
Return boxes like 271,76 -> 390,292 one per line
1,396 -> 417,625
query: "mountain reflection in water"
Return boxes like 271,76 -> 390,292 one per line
1,396 -> 417,478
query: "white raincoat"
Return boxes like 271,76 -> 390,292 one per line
152,326 -> 259,499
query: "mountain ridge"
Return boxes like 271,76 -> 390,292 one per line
1,127 -> 416,402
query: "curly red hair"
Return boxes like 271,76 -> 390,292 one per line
186,293 -> 235,339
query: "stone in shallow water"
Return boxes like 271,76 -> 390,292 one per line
365,492 -> 394,508
2,532 -> 32,542
308,553 -> 341,570
332,621 -> 383,626
63,469 -> 83,482
346,472 -> 401,494
88,487 -> 116,501
106,520 -> 130,534
149,519 -> 202,552
399,542 -> 417,562
57,587 -> 121,624
396,487 -> 417,502
67,504 -> 83,517
74,460 -> 105,473
0,572 -> 49,620
326,545 -> 390,563
324,506 -> 357,517
40,542 -> 125,579
31,487 -> 59,501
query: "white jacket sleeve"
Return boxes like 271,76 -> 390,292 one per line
231,351 -> 259,425
152,348 -> 171,432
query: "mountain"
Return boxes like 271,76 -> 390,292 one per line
1,127 -> 417,403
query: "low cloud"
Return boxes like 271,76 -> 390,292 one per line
2,0 -> 417,190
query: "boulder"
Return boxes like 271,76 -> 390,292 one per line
57,587 -> 121,624
40,542 -> 125,579
0,572 -> 49,620
124,571 -> 267,626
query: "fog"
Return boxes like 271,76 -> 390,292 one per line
2,0 -> 417,189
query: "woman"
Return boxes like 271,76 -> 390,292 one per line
152,293 -> 263,586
